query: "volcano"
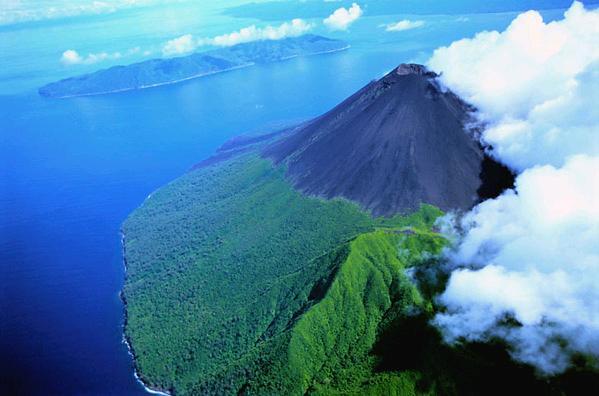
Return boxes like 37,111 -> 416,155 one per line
263,63 -> 500,216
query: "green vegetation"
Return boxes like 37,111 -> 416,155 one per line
122,153 -> 443,394
283,229 -> 444,395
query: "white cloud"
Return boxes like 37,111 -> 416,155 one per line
60,46 -> 140,65
427,2 -> 599,374
384,19 -> 425,32
210,18 -> 313,47
436,155 -> 599,374
60,49 -> 121,65
61,49 -> 84,65
324,2 -> 362,31
161,19 -> 313,57
162,34 -> 196,56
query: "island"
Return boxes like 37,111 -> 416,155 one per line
39,35 -> 349,98
123,65 -> 599,396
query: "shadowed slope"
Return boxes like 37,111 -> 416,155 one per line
263,64 -> 484,216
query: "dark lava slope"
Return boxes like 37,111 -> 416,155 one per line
263,64 -> 504,216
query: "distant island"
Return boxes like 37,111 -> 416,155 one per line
39,35 -> 349,98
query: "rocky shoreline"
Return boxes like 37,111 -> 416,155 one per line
120,232 -> 172,396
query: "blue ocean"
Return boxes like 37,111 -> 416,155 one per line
0,1 -> 573,394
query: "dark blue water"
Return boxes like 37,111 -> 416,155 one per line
0,50 -> 406,395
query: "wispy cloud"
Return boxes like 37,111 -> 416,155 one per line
60,47 -> 140,65
162,19 -> 313,56
0,0 -> 158,26
323,2 -> 362,31
428,1 -> 599,374
383,19 -> 425,32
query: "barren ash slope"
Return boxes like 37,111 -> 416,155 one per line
121,64 -> 599,396
264,64 -> 490,216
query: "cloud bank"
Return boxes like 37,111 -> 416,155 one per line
436,155 -> 599,374
384,19 -> 425,32
324,3 -> 362,31
428,2 -> 599,171
427,1 -> 599,374
162,19 -> 313,56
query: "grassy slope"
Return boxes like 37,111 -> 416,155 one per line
231,228 -> 445,396
122,152 -> 445,394
286,229 -> 445,395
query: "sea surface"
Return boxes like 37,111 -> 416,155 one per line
0,2 -> 569,394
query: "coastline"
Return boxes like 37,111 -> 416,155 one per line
279,44 -> 351,61
113,44 -> 352,395
120,232 -> 172,396
46,63 -> 255,99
